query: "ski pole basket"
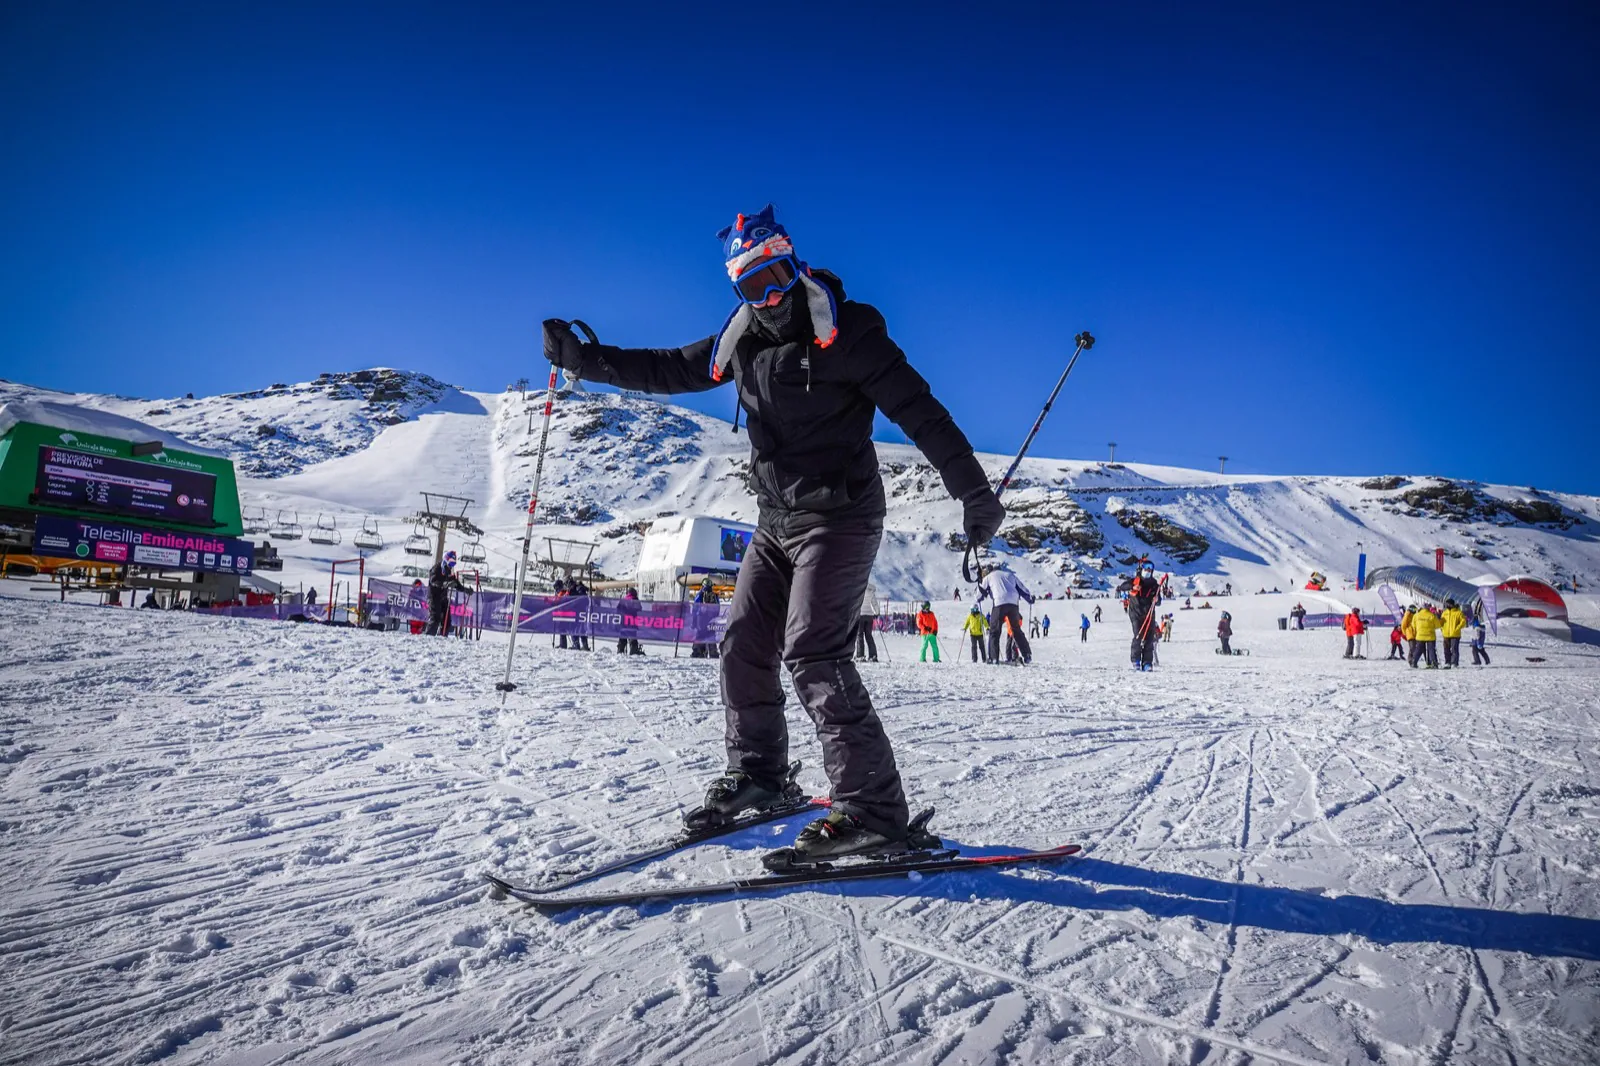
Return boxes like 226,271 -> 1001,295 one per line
308,513 -> 342,546
402,523 -> 433,556
271,510 -> 304,540
460,534 -> 487,566
353,516 -> 384,551
241,506 -> 269,534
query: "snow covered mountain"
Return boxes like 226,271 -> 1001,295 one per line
4,373 -> 1597,605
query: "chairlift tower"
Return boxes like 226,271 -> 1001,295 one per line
539,536 -> 598,587
405,492 -> 482,568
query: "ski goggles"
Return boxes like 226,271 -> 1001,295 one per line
732,254 -> 801,304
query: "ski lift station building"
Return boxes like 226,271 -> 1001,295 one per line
632,515 -> 756,601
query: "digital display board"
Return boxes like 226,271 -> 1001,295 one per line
719,526 -> 753,563
34,446 -> 218,526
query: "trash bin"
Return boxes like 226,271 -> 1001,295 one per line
1277,617 -> 1287,630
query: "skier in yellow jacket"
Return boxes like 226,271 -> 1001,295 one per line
1439,598 -> 1468,668
1411,605 -> 1442,669
962,604 -> 988,663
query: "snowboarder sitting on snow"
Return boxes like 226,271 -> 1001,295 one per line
917,602 -> 941,663
541,204 -> 1005,861
426,551 -> 469,637
1127,561 -> 1162,670
963,604 -> 988,662
977,563 -> 1034,665
1217,611 -> 1233,655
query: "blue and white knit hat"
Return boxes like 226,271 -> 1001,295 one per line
710,204 -> 838,382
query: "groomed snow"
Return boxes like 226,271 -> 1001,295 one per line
3,589 -> 1598,1065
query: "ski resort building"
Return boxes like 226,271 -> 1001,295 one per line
631,514 -> 757,601
0,399 -> 257,603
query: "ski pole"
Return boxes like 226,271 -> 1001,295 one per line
963,331 -> 1094,584
497,319 -> 597,700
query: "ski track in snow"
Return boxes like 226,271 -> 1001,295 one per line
3,592 -> 1600,1066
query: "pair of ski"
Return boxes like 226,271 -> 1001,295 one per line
484,777 -> 1078,912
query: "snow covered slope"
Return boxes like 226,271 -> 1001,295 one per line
3,373 -> 1596,608
2,588 -> 1597,1065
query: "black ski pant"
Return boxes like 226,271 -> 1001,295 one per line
1080,627 -> 1088,642
855,617 -> 878,661
1408,639 -> 1422,667
1472,644 -> 1490,665
1388,643 -> 1403,659
1220,637 -> 1232,655
969,634 -> 986,662
1129,609 -> 1158,667
425,595 -> 449,636
1423,640 -> 1439,667
986,604 -> 1031,663
1443,637 -> 1460,666
617,636 -> 643,654
1344,635 -> 1356,657
719,522 -> 907,838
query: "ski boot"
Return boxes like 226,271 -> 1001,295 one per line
764,808 -> 945,870
682,761 -> 804,832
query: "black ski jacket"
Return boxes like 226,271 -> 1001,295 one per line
428,564 -> 468,604
558,271 -> 987,531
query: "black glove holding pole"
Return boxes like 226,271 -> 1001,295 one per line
542,318 -> 598,373
961,486 -> 1006,549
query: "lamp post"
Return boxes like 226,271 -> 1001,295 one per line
1218,456 -> 1228,474
1107,442 -> 1117,462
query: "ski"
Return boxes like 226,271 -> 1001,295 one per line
483,844 -> 1081,912
493,795 -> 830,895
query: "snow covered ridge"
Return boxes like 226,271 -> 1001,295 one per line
3,373 -> 1598,599
0,369 -> 456,477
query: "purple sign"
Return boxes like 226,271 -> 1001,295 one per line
35,446 -> 218,526
365,579 -> 729,644
32,514 -> 254,573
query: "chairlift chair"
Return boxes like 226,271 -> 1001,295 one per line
402,524 -> 433,556
353,516 -> 384,551
460,535 -> 487,565
308,513 -> 342,545
241,506 -> 269,534
272,510 -> 304,540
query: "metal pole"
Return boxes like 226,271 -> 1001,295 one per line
498,320 -> 595,697
963,331 -> 1095,583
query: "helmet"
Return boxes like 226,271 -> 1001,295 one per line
443,551 -> 458,568
921,601 -> 932,611
1139,561 -> 1154,575
1221,611 -> 1231,620
970,605 -> 981,613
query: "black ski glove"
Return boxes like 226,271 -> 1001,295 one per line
961,486 -> 1006,548
542,319 -> 587,373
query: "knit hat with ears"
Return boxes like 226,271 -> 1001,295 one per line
710,204 -> 838,382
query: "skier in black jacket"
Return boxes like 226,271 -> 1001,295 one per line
543,204 -> 1005,860
426,551 -> 469,636
1127,560 -> 1162,670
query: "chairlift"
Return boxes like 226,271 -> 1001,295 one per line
460,535 -> 487,566
353,516 -> 384,551
272,510 -> 304,540
241,506 -> 269,534
403,523 -> 433,556
308,513 -> 342,546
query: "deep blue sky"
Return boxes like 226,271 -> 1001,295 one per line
3,3 -> 1596,492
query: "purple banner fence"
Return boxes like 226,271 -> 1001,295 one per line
365,579 -> 729,644
1299,611 -> 1399,630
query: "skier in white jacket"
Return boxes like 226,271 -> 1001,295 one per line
976,565 -> 1034,664
856,585 -> 881,662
